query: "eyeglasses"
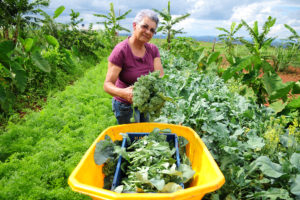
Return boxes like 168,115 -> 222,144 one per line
139,24 -> 156,34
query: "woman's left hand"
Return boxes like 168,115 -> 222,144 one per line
122,86 -> 134,104
154,57 -> 164,77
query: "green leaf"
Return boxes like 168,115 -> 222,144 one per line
31,51 -> 51,73
114,185 -> 124,193
178,136 -> 189,147
262,71 -> 294,100
253,188 -> 292,200
262,60 -> 275,73
24,38 -> 34,52
160,182 -> 183,193
222,56 -> 253,81
160,128 -> 172,133
269,100 -> 288,113
291,174 -> 300,196
292,81 -> 300,94
262,71 -> 284,95
114,146 -> 129,162
94,135 -> 115,165
0,40 -> 15,55
10,61 -> 24,73
161,164 -> 182,177
45,35 -> 59,48
53,6 -> 65,19
207,52 -> 220,65
0,85 -> 6,102
0,51 -> 11,66
251,156 -> 283,178
225,194 -> 238,200
136,171 -> 149,183
149,178 -> 165,191
286,96 -> 300,109
247,135 -> 265,149
280,134 -> 297,148
15,70 -> 27,92
178,164 -> 195,183
290,153 -> 300,170
269,82 -> 294,100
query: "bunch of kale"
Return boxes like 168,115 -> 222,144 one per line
132,71 -> 166,118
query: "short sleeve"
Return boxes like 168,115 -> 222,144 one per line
146,43 -> 160,59
152,44 -> 160,58
108,43 -> 124,68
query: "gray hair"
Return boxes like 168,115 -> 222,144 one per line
134,9 -> 159,26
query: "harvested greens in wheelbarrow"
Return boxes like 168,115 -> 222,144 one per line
94,128 -> 195,193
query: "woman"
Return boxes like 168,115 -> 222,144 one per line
103,9 -> 164,124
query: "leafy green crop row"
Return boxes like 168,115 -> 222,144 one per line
156,51 -> 300,199
1,49 -> 299,200
0,59 -> 115,200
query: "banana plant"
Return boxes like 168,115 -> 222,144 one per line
270,44 -> 299,72
153,0 -> 190,49
239,16 -> 276,58
216,22 -> 243,56
222,49 -> 300,112
94,2 -> 131,46
284,24 -> 300,47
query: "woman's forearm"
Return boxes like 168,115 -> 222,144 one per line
103,82 -> 133,103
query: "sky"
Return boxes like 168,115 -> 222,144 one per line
42,0 -> 300,39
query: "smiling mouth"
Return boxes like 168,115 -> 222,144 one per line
142,34 -> 151,39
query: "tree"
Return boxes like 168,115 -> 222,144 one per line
216,22 -> 243,56
0,0 -> 49,42
38,6 -> 65,39
69,9 -> 84,30
94,2 -> 131,46
239,16 -> 276,58
153,0 -> 190,49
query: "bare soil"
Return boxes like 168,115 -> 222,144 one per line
277,66 -> 300,83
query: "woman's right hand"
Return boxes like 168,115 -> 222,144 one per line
122,86 -> 134,104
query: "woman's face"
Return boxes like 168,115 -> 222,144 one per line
133,17 -> 157,43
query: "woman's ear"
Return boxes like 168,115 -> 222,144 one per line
133,22 -> 137,30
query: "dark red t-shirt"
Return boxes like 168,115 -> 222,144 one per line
108,37 -> 160,104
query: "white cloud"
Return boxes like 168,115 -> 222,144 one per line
226,0 -> 300,38
230,2 -> 273,23
35,0 -> 300,38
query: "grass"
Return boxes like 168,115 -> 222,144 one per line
0,58 -> 116,200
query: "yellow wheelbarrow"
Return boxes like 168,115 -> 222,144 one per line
68,123 -> 225,200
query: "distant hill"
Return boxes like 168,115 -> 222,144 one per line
119,33 -> 219,42
187,35 -> 220,42
119,33 -> 286,46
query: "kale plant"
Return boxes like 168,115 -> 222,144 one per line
133,71 -> 166,118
